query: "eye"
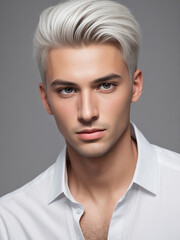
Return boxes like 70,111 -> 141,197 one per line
59,87 -> 76,95
99,83 -> 115,90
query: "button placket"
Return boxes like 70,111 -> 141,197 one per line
71,204 -> 85,240
76,208 -> 82,215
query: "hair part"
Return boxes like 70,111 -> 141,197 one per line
33,0 -> 141,85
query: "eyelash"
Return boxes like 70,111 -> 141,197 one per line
56,82 -> 117,96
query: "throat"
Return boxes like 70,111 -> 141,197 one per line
67,138 -> 137,201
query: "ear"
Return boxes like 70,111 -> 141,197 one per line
39,82 -> 53,115
131,69 -> 143,103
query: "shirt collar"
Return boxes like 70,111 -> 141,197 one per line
131,123 -> 158,195
48,122 -> 158,204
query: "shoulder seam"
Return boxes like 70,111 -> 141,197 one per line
0,164 -> 54,203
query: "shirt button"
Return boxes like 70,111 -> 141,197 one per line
76,208 -> 82,214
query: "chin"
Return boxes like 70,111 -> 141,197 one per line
77,151 -> 105,158
73,143 -> 112,158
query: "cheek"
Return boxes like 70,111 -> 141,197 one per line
99,89 -> 131,118
50,100 -> 77,132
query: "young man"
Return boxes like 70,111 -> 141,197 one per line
0,0 -> 180,239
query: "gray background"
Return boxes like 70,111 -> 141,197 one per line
0,0 -> 180,197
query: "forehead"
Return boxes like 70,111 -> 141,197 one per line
45,44 -> 128,83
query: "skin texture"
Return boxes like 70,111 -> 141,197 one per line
39,44 -> 143,239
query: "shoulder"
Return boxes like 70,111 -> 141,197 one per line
0,163 -> 55,208
153,145 -> 180,171
153,145 -> 180,200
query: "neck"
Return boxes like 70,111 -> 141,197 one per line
67,124 -> 137,202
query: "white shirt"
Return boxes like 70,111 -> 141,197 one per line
0,123 -> 180,240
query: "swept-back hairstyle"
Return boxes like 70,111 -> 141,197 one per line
33,0 -> 141,84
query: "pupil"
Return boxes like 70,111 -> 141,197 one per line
66,88 -> 72,93
104,83 -> 110,89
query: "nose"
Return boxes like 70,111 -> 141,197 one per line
77,90 -> 99,123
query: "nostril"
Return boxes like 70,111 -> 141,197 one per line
92,115 -> 98,121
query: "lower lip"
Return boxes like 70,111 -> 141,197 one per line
77,130 -> 105,141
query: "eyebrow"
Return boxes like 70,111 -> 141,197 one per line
93,73 -> 121,84
50,73 -> 121,88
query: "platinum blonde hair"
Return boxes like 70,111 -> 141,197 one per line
33,0 -> 141,84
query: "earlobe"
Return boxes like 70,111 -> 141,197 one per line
39,82 -> 53,115
131,69 -> 143,103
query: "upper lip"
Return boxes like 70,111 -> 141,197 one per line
76,128 -> 105,134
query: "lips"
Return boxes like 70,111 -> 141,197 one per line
76,129 -> 105,141
77,129 -> 104,134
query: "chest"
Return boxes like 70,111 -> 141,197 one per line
79,207 -> 112,240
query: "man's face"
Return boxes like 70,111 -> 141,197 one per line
40,44 -> 142,158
